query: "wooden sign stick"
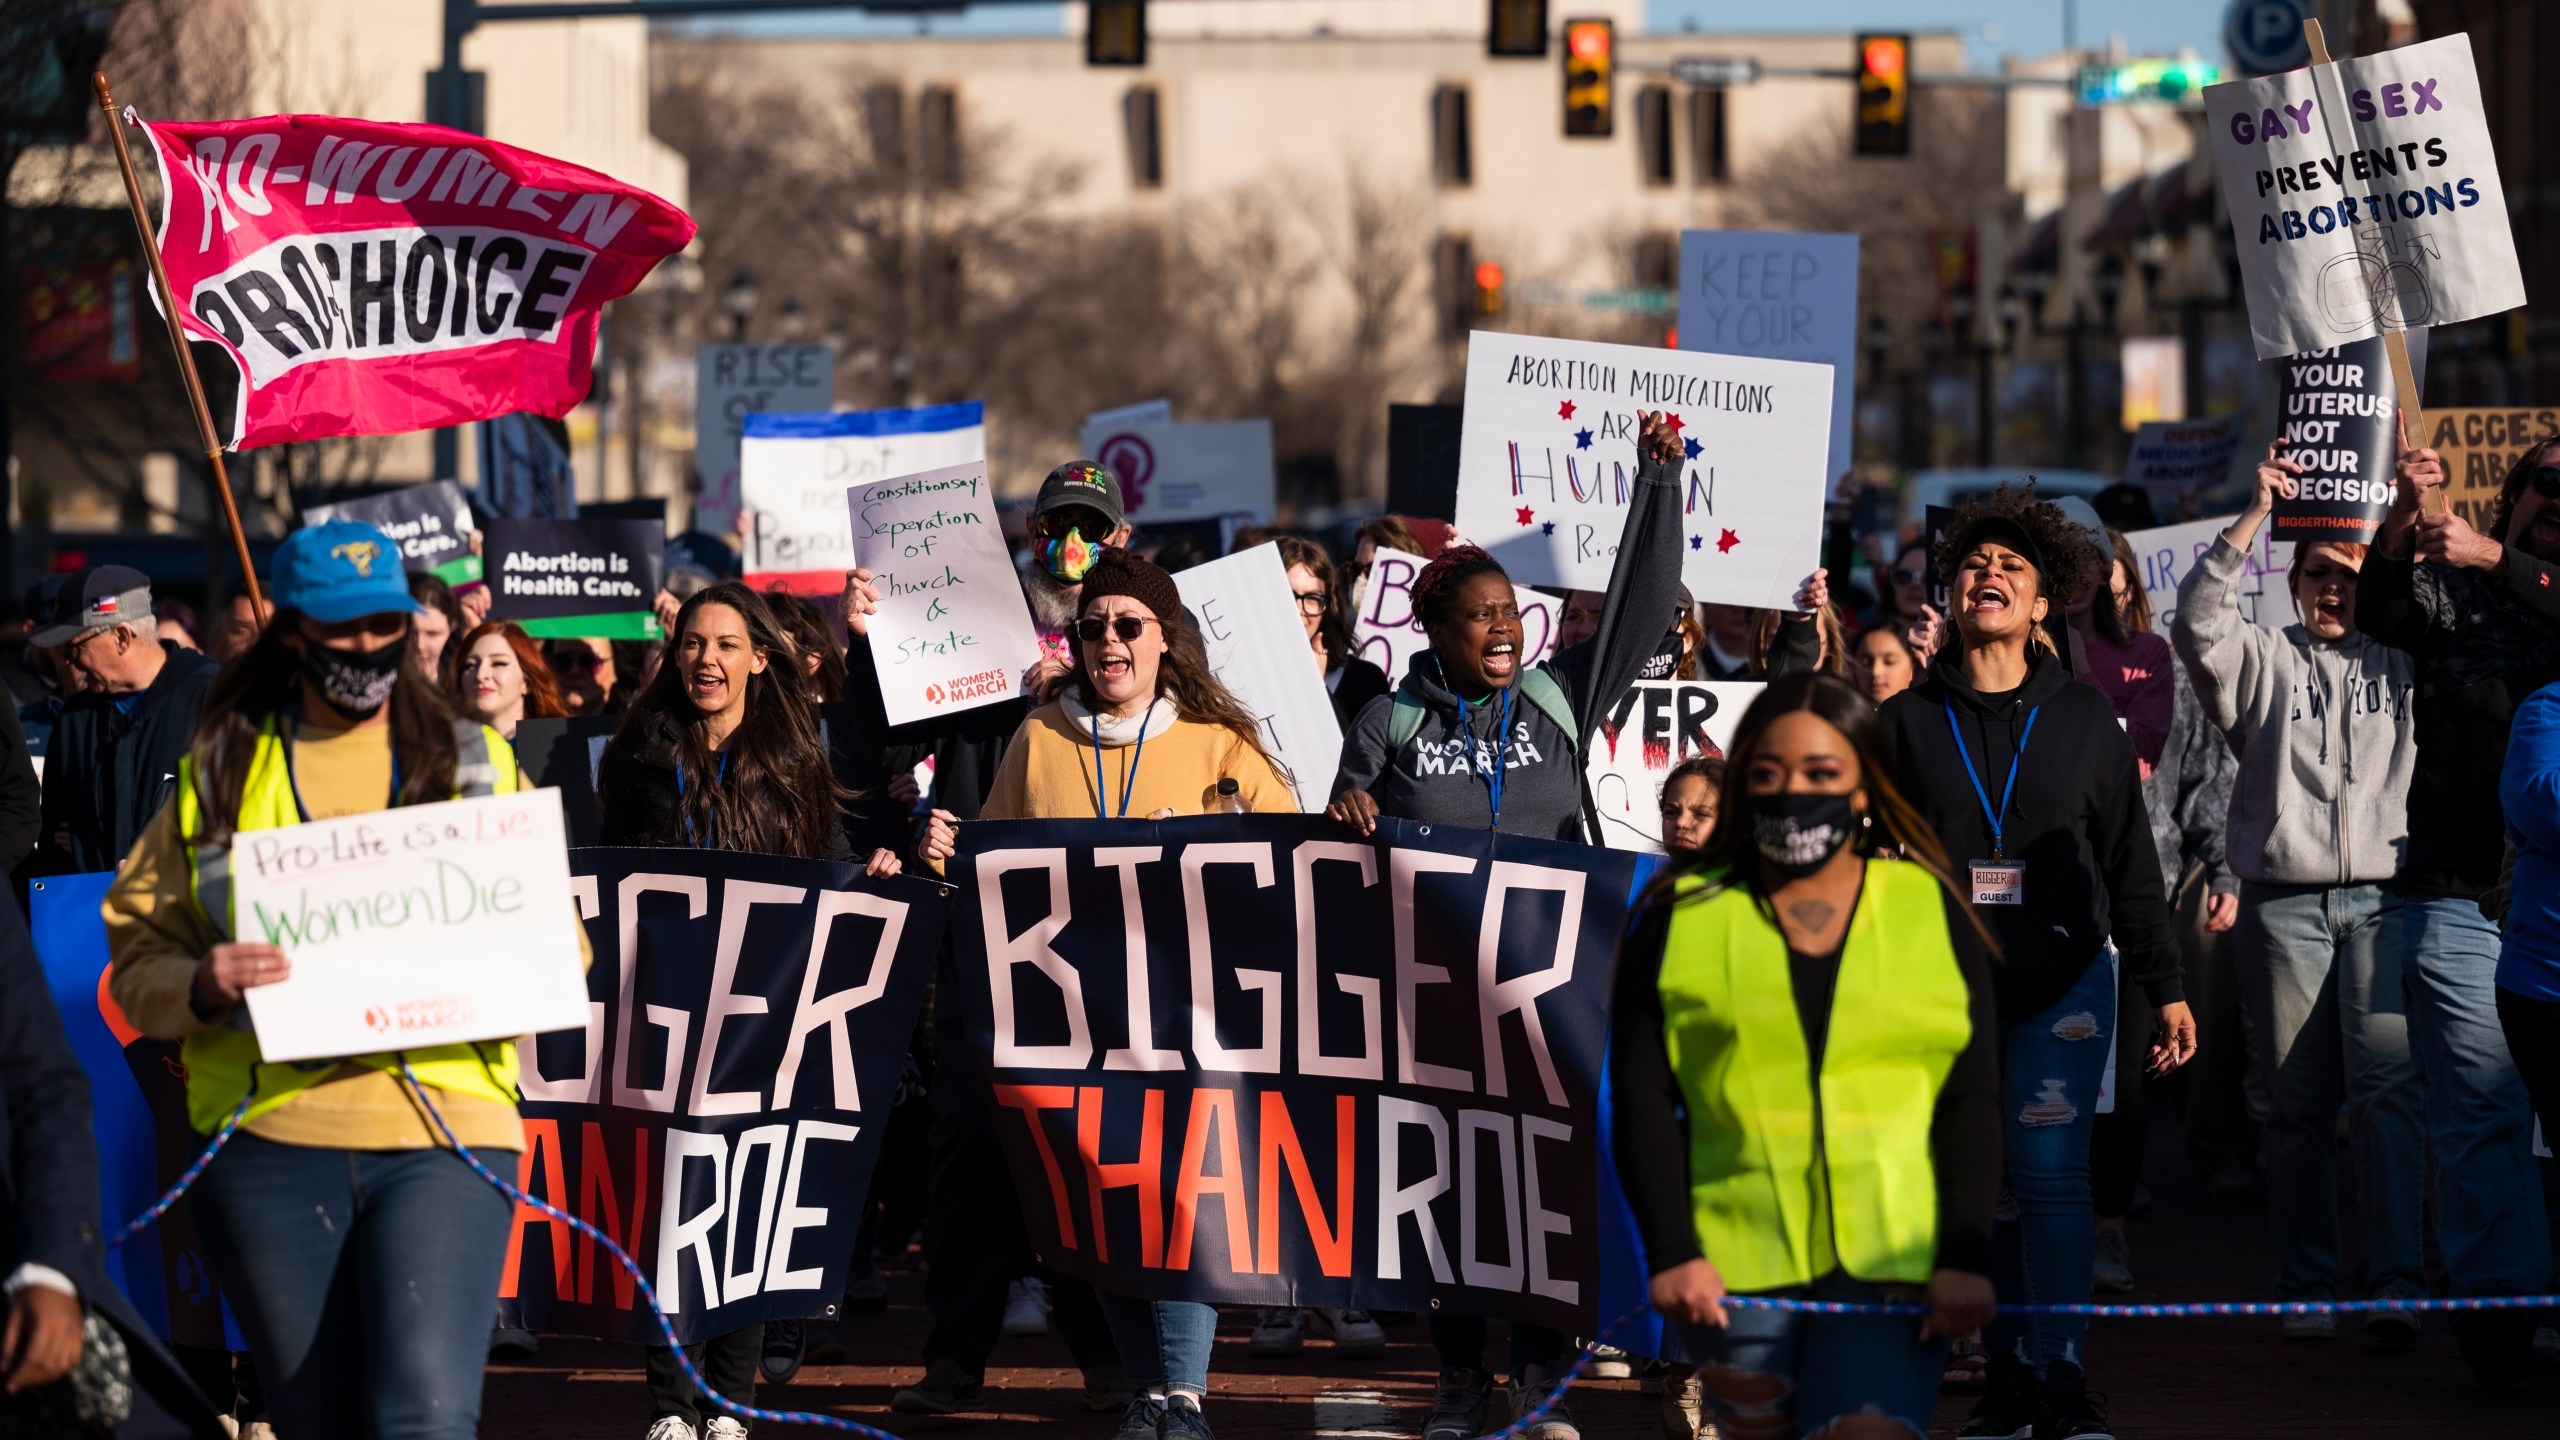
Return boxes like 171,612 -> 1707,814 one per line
2302,22 -> 2440,516
94,72 -> 269,617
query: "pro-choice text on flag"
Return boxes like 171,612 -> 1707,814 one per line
133,113 -> 693,448
949,815 -> 1646,1332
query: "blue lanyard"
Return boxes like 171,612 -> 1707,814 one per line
1090,707 -> 1154,819
674,748 -> 730,848
1944,701 -> 2038,860
279,711 -> 402,823
1471,685 -> 1514,828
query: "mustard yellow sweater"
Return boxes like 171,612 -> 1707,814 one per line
982,697 -> 1299,821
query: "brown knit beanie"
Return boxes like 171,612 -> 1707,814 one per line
1077,547 -> 1184,626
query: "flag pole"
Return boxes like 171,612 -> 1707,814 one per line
92,72 -> 268,617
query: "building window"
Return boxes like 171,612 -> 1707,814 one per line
1435,233 -> 1475,340
1690,85 -> 1728,183
1636,84 -> 1673,186
863,83 -> 904,171
1634,232 -> 1679,291
1433,84 -> 1472,187
1123,85 -> 1163,189
919,85 -> 960,190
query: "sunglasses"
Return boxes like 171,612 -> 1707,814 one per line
1076,616 -> 1158,642
2529,467 -> 2560,501
1037,508 -> 1110,540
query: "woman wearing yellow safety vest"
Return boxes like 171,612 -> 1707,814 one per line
104,519 -> 553,1440
1612,673 -> 2002,1440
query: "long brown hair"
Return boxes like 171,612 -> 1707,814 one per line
1275,534 -> 1352,668
1068,591 -> 1289,788
184,609 -> 460,846
1749,603 -> 1851,678
762,586 -> 849,704
1656,672 -> 1997,955
601,581 -> 849,858
453,621 -> 567,721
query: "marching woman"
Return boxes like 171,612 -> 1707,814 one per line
101,520 -> 561,1440
1614,673 -> 2000,1440
597,580 -> 902,1440
1328,411 -> 1685,1440
1880,486 -> 2192,1440
914,548 -> 1295,1440
452,620 -> 568,741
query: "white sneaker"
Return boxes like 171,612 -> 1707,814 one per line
643,1420 -> 696,1440
1247,1306 -> 1306,1356
1304,1307 -> 1385,1357
704,1419 -> 748,1440
240,1426 -> 276,1440
1586,1343 -> 1633,1379
1002,1277 -> 1052,1337
2281,1309 -> 2338,1339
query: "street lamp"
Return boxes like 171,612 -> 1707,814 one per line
724,272 -> 759,344
779,298 -> 808,342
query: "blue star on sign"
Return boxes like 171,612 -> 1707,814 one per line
1689,534 -> 1704,551
1574,427 -> 1595,450
1683,436 -> 1703,460
1541,521 -> 1555,535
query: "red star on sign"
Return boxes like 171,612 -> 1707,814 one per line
1665,413 -> 1685,433
1515,506 -> 1536,526
1557,399 -> 1577,420
1716,528 -> 1741,554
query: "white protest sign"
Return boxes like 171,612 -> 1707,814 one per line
234,789 -> 588,1064
2203,33 -> 2523,359
1347,546 -> 1561,690
740,401 -> 985,594
848,460 -> 1044,726
1678,230 -> 1859,490
1452,332 -> 1833,608
2125,515 -> 2296,639
1585,680 -> 1761,851
1085,397 -> 1173,430
2124,414 -> 2251,508
1077,418 -> 1276,525
1172,544 -> 1344,813
693,345 -> 834,537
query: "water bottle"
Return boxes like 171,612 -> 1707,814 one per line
1215,777 -> 1246,815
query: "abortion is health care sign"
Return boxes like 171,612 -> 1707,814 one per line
741,403 -> 986,594
1452,333 -> 1832,609
233,788 -> 590,1063
2203,33 -> 2523,359
846,460 -> 1042,726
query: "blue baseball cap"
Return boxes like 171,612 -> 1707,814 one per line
272,520 -> 425,623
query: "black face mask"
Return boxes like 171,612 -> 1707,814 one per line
1750,791 -> 1860,878
304,636 -> 406,720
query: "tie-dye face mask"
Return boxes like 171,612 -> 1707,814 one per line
1043,527 -> 1098,583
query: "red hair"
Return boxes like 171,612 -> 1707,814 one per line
454,621 -> 566,720
1411,544 -> 1510,630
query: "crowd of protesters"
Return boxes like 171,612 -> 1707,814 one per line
7,414 -> 2560,1440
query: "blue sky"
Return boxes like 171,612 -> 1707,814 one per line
687,1 -> 2236,67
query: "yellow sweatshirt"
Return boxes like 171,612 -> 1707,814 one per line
105,721 -> 584,1152
981,695 -> 1299,822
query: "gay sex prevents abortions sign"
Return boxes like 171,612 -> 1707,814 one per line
950,815 -> 1645,1330
497,848 -> 947,1344
134,115 -> 692,449
231,789 -> 589,1063
742,403 -> 986,594
485,517 -> 665,640
1452,332 -> 1832,609
2203,33 -> 2523,358
848,460 -> 1042,726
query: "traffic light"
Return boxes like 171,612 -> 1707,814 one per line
1854,32 -> 1911,156
1489,0 -> 1547,58
1562,18 -> 1612,138
1474,260 -> 1506,316
1088,0 -> 1146,67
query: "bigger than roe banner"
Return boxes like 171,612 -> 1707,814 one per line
136,115 -> 693,448
951,815 -> 1646,1332
497,849 -> 947,1344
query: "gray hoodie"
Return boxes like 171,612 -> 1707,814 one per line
2172,533 -> 2417,886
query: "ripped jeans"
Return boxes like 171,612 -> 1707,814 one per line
1986,952 -> 2115,1376
1678,1272 -> 1945,1439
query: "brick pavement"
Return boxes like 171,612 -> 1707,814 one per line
484,1102 -> 2558,1438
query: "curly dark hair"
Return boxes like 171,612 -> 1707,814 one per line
1411,544 -> 1509,630
1931,480 -> 2107,607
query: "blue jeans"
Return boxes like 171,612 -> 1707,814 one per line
2235,882 -> 2427,1302
188,1132 -> 517,1440
1986,954 -> 2114,1375
1094,1294 -> 1217,1399
1679,1272 -> 1946,1439
2394,893 -> 2555,1298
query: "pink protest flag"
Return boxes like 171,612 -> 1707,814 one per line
129,110 -> 695,450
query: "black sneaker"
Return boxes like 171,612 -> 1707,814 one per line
759,1320 -> 804,1385
1957,1350 -> 2037,1440
2037,1361 -> 2114,1440
1112,1396 -> 1167,1440
889,1363 -> 989,1415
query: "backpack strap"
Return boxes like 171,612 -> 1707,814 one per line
1388,691 -> 1429,752
1515,668 -> 1579,753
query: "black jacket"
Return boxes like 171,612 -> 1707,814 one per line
1881,648 -> 2181,1021
2357,546 -> 2560,895
595,711 -> 857,863
35,644 -> 215,876
0,699 -> 40,876
1,899 -> 224,1438
1326,654 -> 1391,733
